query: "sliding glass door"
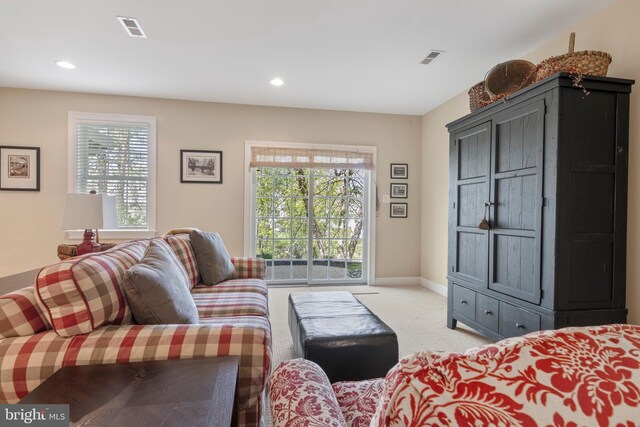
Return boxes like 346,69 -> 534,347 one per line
254,167 -> 368,285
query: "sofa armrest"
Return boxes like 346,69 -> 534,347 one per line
0,331 -> 70,403
231,257 -> 266,280
269,358 -> 346,427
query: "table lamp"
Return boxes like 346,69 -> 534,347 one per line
62,192 -> 118,255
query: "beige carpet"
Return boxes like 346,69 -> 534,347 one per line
265,284 -> 493,425
269,284 -> 492,367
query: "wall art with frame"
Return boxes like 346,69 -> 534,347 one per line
390,183 -> 408,199
180,149 -> 223,184
390,163 -> 408,179
0,146 -> 40,191
390,202 -> 407,218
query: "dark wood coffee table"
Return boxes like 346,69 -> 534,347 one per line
19,357 -> 239,427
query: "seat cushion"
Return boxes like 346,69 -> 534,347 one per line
35,241 -> 148,337
191,279 -> 268,296
192,292 -> 268,318
123,239 -> 199,325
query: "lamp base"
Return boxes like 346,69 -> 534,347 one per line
77,229 -> 100,256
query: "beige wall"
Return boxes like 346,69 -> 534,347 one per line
421,0 -> 640,324
0,88 -> 422,280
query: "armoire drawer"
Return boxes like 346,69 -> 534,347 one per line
500,303 -> 541,337
452,285 -> 476,321
476,294 -> 499,332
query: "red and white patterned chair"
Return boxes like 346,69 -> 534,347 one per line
269,324 -> 640,427
0,233 -> 271,427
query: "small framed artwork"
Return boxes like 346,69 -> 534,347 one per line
390,163 -> 408,179
390,183 -> 408,199
390,203 -> 407,218
180,150 -> 223,184
0,146 -> 40,191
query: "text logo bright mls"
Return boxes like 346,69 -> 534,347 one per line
1,405 -> 69,426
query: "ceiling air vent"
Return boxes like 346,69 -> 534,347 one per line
117,16 -> 147,38
421,50 -> 444,65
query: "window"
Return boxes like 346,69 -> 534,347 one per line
245,142 -> 376,285
68,112 -> 156,238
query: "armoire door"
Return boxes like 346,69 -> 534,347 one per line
488,99 -> 544,304
449,122 -> 491,288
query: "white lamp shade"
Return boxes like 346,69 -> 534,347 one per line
62,193 -> 119,230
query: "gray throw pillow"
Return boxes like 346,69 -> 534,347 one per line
189,230 -> 235,285
123,239 -> 199,324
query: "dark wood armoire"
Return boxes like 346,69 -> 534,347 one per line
446,73 -> 634,340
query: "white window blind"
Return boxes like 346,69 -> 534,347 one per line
75,120 -> 150,229
249,146 -> 374,170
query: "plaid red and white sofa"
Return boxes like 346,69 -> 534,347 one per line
0,233 -> 271,427
269,324 -> 640,427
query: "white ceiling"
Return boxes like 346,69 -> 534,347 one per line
0,0 -> 615,115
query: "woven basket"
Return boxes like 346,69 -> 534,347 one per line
57,243 -> 117,260
485,59 -> 537,98
468,81 -> 491,112
536,33 -> 611,81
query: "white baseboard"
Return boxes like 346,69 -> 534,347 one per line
373,276 -> 421,286
420,278 -> 448,297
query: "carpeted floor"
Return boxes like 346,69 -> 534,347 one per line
268,284 -> 492,367
264,284 -> 493,425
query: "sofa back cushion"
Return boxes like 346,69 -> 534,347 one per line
35,241 -> 148,337
0,287 -> 50,338
162,233 -> 200,288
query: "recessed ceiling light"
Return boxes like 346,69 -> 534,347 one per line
55,60 -> 76,69
270,78 -> 284,87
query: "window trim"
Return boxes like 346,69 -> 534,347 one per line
244,140 -> 377,285
67,111 -> 157,239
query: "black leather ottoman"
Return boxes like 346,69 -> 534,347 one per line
288,291 -> 398,383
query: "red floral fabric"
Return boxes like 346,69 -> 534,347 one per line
269,325 -> 640,427
370,324 -> 640,427
333,379 -> 384,427
269,358 -> 346,427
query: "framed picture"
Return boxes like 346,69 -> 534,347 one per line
180,150 -> 223,184
390,203 -> 407,218
390,183 -> 408,199
390,163 -> 408,179
0,146 -> 40,191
